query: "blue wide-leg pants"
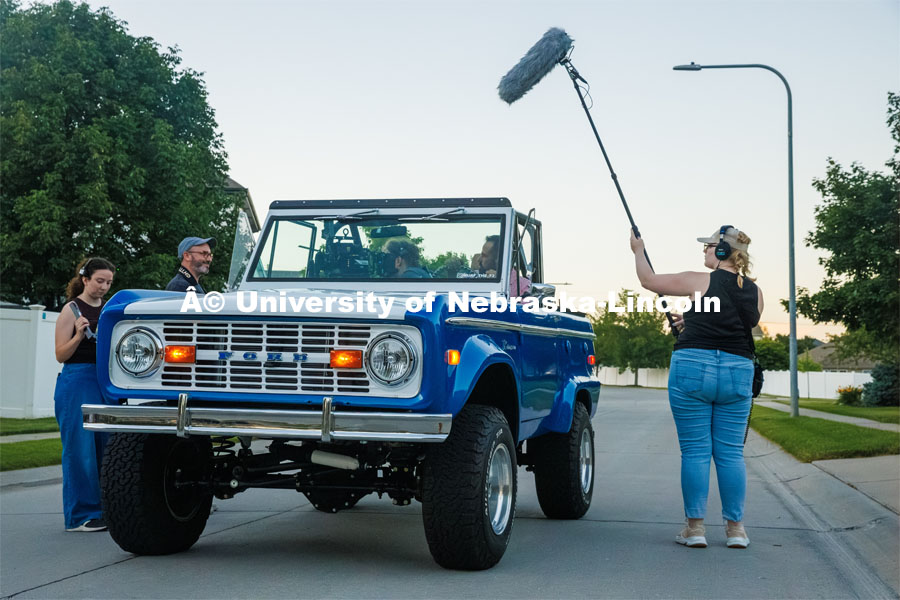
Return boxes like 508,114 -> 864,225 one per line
53,363 -> 112,530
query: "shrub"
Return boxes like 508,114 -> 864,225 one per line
798,356 -> 823,372
862,364 -> 899,406
756,337 -> 789,371
836,386 -> 863,405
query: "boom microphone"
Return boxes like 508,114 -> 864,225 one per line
498,28 -> 573,104
498,28 -> 680,337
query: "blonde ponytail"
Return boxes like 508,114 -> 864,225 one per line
729,231 -> 755,288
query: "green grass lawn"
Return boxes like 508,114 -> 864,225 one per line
773,399 -> 900,424
0,417 -> 59,436
750,405 -> 900,462
0,438 -> 62,471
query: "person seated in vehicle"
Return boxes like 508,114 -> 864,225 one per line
382,239 -> 432,279
471,235 -> 531,296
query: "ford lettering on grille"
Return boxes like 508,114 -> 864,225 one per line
218,352 -> 309,362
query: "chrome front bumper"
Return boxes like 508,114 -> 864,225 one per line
81,395 -> 451,443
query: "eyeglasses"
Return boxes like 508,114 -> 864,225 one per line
703,244 -> 716,251
188,251 -> 214,259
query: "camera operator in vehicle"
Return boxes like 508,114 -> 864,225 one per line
381,239 -> 431,279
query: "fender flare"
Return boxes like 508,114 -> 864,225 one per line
537,376 -> 601,435
447,334 -> 520,419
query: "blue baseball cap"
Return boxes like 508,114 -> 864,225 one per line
177,236 -> 216,258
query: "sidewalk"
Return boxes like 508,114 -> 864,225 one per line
757,399 -> 900,515
758,399 -> 900,432
0,432 -> 60,443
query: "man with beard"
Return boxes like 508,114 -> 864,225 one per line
166,236 -> 216,293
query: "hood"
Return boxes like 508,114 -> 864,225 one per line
121,289 -> 430,321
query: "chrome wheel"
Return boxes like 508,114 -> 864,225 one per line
487,443 -> 513,535
579,428 -> 593,495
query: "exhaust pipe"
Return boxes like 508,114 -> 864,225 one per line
310,450 -> 359,471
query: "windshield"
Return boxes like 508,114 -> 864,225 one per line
248,215 -> 505,282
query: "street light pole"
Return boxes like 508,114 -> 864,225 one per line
673,61 -> 799,417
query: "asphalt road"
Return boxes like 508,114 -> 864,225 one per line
1,387 -> 896,599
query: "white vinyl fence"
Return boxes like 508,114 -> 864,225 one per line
597,366 -> 872,399
0,306 -> 63,418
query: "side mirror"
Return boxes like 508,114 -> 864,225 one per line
529,283 -> 555,303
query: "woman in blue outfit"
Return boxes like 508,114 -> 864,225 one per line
630,226 -> 763,549
53,257 -> 116,532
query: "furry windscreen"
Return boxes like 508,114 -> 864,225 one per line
498,28 -> 573,104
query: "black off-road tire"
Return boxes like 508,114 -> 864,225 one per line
422,405 -> 517,570
530,402 -> 594,519
101,433 -> 213,555
304,490 -> 365,513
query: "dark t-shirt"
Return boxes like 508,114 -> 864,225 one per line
400,266 -> 432,279
165,266 -> 205,294
673,269 -> 760,360
65,297 -> 105,364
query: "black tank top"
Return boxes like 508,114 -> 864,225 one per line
65,297 -> 104,364
673,269 -> 760,360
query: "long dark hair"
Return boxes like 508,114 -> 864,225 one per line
65,257 -> 116,301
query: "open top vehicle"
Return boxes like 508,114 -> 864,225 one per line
83,197 -> 601,570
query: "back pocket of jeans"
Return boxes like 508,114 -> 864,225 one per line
674,363 -> 704,393
730,364 -> 754,393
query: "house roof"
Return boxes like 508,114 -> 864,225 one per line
225,177 -> 261,232
805,342 -> 876,371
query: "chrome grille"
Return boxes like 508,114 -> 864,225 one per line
159,322 -> 372,394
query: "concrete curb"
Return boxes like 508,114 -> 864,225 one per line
746,432 -> 899,598
0,464 -> 62,489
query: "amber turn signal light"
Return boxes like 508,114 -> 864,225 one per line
587,355 -> 596,366
165,345 -> 196,363
330,349 -> 362,369
445,350 -> 460,365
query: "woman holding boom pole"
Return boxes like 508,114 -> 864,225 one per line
630,226 -> 763,549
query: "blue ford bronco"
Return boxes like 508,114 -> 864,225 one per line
83,198 -> 601,570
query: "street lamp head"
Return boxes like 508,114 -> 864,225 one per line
673,62 -> 703,71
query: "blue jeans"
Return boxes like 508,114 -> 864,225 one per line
668,348 -> 754,522
54,363 -> 112,529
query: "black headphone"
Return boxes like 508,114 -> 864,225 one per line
715,225 -> 734,261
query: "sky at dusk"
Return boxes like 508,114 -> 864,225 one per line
78,0 -> 899,338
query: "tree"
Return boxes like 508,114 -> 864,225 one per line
423,251 -> 470,279
797,355 -> 823,372
590,305 -> 623,368
0,1 -> 241,309
774,334 -> 819,355
792,93 -> 900,364
591,290 -> 674,385
755,337 -> 789,371
862,364 -> 899,407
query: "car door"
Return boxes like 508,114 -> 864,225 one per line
513,212 -> 558,422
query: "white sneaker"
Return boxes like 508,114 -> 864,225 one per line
675,521 -> 707,548
66,518 -> 107,532
725,520 -> 750,548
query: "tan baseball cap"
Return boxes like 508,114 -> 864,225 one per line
696,226 -> 748,251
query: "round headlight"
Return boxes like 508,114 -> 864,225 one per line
116,327 -> 163,377
365,333 -> 416,386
